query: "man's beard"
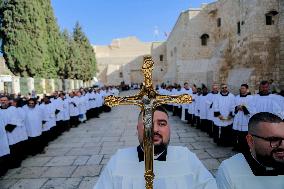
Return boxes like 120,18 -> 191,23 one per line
255,148 -> 284,168
153,132 -> 169,155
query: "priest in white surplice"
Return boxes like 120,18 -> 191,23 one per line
232,84 -> 255,152
213,84 -> 235,146
94,106 -> 217,189
216,112 -> 284,189
0,98 -> 10,176
253,80 -> 283,119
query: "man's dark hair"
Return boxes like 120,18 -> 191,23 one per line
138,105 -> 168,121
154,106 -> 168,117
241,84 -> 249,89
248,112 -> 283,133
260,80 -> 269,85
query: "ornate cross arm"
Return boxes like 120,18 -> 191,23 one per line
154,94 -> 192,107
104,95 -> 143,108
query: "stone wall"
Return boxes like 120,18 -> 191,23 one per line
94,36 -> 152,85
163,0 -> 283,93
279,0 -> 284,89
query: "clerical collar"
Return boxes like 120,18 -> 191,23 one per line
240,94 -> 248,97
0,105 -> 9,109
220,92 -> 229,96
211,91 -> 218,94
137,145 -> 167,162
258,92 -> 271,96
244,153 -> 283,176
202,92 -> 208,96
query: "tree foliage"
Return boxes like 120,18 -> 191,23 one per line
0,0 -> 96,81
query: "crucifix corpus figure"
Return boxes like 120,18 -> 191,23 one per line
94,56 -> 218,189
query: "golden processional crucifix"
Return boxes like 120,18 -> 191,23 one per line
104,56 -> 192,189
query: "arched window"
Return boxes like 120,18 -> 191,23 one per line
266,10 -> 279,25
200,34 -> 209,46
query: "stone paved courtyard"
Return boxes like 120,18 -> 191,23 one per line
0,90 -> 236,189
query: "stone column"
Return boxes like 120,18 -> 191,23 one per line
79,80 -> 84,88
41,78 -> 46,94
12,76 -> 20,94
50,79 -> 55,92
0,79 -> 4,93
70,80 -> 75,90
27,77 -> 34,93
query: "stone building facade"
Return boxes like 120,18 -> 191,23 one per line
94,0 -> 284,92
165,0 -> 284,92
94,37 -> 152,86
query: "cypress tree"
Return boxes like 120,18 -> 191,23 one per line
73,22 -> 96,81
1,0 -> 96,80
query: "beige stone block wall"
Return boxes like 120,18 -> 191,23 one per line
94,37 -> 152,85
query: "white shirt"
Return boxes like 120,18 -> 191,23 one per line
216,153 -> 284,189
94,146 -> 217,189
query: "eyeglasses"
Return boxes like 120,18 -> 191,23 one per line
251,134 -> 284,148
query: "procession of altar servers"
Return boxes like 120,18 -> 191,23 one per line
0,87 -> 119,175
158,83 -> 284,151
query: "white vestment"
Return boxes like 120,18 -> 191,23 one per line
213,93 -> 235,127
94,146 -> 217,189
78,95 -> 87,122
252,94 -> 283,119
198,94 -> 210,120
40,103 -> 56,131
180,88 -> 192,121
4,106 -> 28,145
63,98 -> 70,121
188,93 -> 197,115
232,95 -> 255,131
216,153 -> 284,189
0,111 -> 10,156
23,105 -> 43,137
69,96 -> 79,117
206,93 -> 219,121
54,98 -> 64,121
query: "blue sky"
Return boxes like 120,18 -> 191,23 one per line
51,0 -> 216,45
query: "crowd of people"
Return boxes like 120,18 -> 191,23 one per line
0,86 -> 119,176
158,80 -> 284,153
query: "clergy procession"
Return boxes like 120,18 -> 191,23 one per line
0,86 -> 119,176
158,81 -> 284,153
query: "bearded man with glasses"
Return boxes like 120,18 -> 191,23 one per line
216,112 -> 284,189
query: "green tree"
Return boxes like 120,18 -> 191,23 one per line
0,0 -> 96,80
73,22 -> 96,81
1,0 -> 47,76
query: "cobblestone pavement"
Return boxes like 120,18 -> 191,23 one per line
0,90 -> 236,189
